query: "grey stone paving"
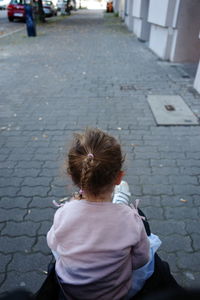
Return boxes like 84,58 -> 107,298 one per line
0,9 -> 200,294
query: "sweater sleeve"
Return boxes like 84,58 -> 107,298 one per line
47,224 -> 57,251
131,217 -> 150,270
46,205 -> 65,251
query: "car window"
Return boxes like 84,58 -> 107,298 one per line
43,0 -> 52,4
10,0 -> 25,4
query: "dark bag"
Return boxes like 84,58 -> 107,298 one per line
132,253 -> 182,299
34,262 -> 64,300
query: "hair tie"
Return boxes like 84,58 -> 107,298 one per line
79,189 -> 84,195
87,153 -> 94,159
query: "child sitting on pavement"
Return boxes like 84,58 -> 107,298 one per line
47,127 -> 161,299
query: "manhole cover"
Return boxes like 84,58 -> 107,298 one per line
147,95 -> 199,125
120,85 -> 136,91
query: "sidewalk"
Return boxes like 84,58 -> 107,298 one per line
0,10 -> 25,38
0,9 -> 200,293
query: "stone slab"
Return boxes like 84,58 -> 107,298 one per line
147,95 -> 199,125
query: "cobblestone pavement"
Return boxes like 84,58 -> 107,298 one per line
0,8 -> 200,294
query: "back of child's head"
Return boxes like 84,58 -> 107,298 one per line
67,128 -> 124,197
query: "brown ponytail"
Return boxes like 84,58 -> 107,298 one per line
67,128 -> 124,197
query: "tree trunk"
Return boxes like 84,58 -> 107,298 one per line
37,0 -> 46,22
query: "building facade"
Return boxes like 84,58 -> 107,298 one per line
113,0 -> 200,93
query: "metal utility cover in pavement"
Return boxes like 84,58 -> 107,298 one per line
147,95 -> 199,125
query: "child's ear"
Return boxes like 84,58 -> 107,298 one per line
115,171 -> 124,185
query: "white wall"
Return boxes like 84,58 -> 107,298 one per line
194,61 -> 200,94
125,0 -> 134,31
132,0 -> 150,41
148,0 -> 178,27
148,0 -> 200,62
170,0 -> 200,62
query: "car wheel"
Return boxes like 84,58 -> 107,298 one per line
8,16 -> 14,22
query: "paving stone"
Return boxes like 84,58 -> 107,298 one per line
0,254 -> 12,273
52,176 -> 70,187
161,234 -> 192,252
151,167 -> 180,176
0,208 -> 26,222
173,271 -> 199,288
16,161 -> 43,169
18,186 -> 50,197
161,195 -> 194,207
22,177 -> 52,187
38,221 -> 52,235
143,184 -> 173,195
8,153 -> 34,161
48,186 -> 68,198
0,197 -> 30,209
173,184 -> 200,195
138,196 -> 161,207
24,208 -> 55,222
0,177 -> 23,187
0,168 -> 14,177
0,273 -> 6,287
7,252 -> 52,273
193,195 -> 200,206
29,197 -> 55,208
12,168 -> 40,178
141,206 -> 164,221
147,95 -> 199,125
177,252 -> 200,271
39,168 -> 61,177
0,236 -> 35,253
0,187 -> 20,197
0,270 -> 46,293
168,175 -> 198,185
185,220 -> 200,234
140,175 -> 169,185
0,161 -> 17,169
1,221 -> 40,237
32,236 -> 51,255
164,206 -> 198,220
191,233 -> 200,251
150,220 -> 186,236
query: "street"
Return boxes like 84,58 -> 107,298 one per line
0,8 -> 200,294
0,9 -> 25,37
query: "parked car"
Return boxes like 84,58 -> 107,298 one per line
7,0 -> 25,21
0,0 -> 10,9
42,0 -> 57,17
56,0 -> 74,12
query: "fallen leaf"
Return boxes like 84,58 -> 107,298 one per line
180,198 -> 188,203
59,197 -> 68,202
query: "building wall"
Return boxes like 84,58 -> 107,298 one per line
125,0 -> 134,31
147,0 -> 200,62
170,0 -> 200,62
132,0 -> 151,41
113,0 -> 200,93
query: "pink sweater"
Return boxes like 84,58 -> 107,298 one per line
47,199 -> 149,300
